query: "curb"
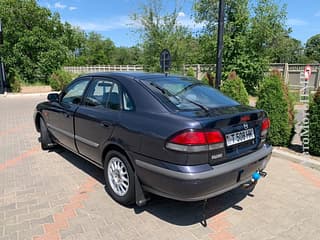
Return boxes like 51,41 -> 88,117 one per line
1,92 -> 57,97
272,148 -> 320,171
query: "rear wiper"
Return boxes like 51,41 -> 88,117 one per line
150,82 -> 210,114
184,98 -> 210,113
174,82 -> 202,96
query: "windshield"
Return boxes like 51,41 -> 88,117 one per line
146,77 -> 239,110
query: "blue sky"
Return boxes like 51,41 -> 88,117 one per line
38,0 -> 320,47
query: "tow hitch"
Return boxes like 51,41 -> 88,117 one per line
242,169 -> 267,189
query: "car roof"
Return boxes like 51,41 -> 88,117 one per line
79,72 -> 187,81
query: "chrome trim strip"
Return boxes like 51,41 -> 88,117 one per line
165,143 -> 208,152
47,123 -> 73,138
166,142 -> 224,152
75,135 -> 99,148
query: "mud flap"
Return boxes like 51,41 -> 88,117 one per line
135,174 -> 148,207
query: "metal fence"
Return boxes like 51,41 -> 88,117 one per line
64,65 -> 144,74
64,64 -> 320,90
183,63 -> 320,90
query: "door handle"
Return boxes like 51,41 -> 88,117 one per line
100,121 -> 111,128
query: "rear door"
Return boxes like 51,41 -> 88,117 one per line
46,77 -> 90,152
74,77 -> 121,163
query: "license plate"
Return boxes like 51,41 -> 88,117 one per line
226,128 -> 255,146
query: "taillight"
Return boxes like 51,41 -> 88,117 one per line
261,118 -> 270,137
205,131 -> 224,144
166,130 -> 225,152
170,131 -> 207,145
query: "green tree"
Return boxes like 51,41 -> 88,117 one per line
249,0 -> 288,59
111,46 -> 143,65
68,32 -> 116,66
132,0 -> 198,71
194,0 -> 290,94
270,36 -> 304,63
0,0 -> 82,85
305,34 -> 320,63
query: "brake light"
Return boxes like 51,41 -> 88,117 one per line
166,130 -> 224,152
170,131 -> 207,145
240,115 -> 250,122
261,118 -> 270,137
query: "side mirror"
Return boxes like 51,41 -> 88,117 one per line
47,93 -> 59,102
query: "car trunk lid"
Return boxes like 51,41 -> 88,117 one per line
176,105 -> 267,165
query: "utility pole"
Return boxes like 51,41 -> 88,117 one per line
215,0 -> 225,89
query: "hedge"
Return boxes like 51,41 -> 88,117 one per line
220,71 -> 249,105
256,73 -> 291,146
309,88 -> 320,155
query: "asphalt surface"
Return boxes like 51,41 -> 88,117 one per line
0,95 -> 319,240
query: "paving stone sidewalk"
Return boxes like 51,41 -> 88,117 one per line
0,96 -> 319,240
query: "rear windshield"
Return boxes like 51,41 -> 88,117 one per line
143,77 -> 239,110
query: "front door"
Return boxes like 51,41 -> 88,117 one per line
46,77 -> 90,152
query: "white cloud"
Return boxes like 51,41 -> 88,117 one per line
178,18 -> 205,29
54,2 -> 66,9
178,12 -> 185,17
287,18 -> 308,26
177,13 -> 205,30
69,16 -> 134,31
69,6 -> 77,11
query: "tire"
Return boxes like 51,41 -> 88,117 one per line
104,150 -> 135,205
39,117 -> 54,150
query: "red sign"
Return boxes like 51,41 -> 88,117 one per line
304,65 -> 312,80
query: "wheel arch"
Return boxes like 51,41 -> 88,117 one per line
101,143 -> 135,171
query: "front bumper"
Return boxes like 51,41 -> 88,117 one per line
135,144 -> 272,201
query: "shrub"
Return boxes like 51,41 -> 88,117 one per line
8,70 -> 22,93
309,88 -> 320,155
220,71 -> 249,105
256,73 -> 291,146
186,67 -> 195,77
274,70 -> 295,131
201,72 -> 215,87
49,69 -> 75,91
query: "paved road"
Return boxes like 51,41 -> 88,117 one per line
0,95 -> 319,240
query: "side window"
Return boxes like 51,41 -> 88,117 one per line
84,78 -> 121,111
123,91 -> 134,111
61,79 -> 90,105
84,80 -> 113,107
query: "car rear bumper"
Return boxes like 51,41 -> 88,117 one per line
135,144 -> 272,201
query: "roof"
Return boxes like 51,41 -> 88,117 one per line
79,72 -> 186,81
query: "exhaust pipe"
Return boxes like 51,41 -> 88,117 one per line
242,169 -> 267,189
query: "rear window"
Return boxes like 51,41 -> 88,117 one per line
144,77 -> 239,110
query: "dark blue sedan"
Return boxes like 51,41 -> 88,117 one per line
34,72 -> 272,206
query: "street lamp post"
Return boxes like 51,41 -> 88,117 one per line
215,0 -> 225,89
